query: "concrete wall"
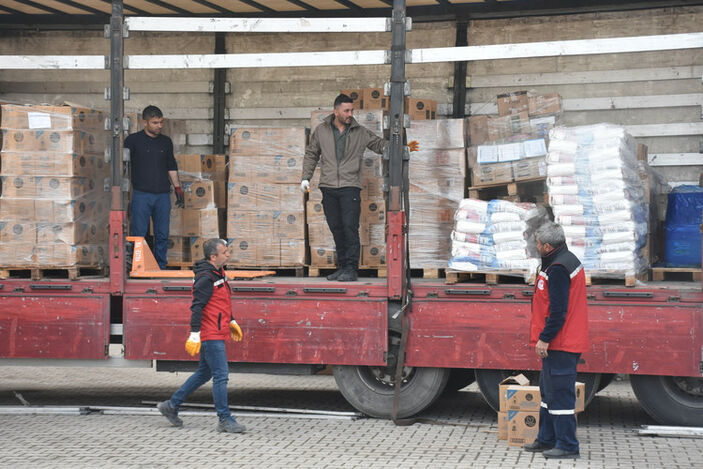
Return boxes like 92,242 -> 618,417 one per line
0,7 -> 701,200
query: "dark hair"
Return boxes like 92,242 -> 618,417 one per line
142,105 -> 163,121
334,94 -> 354,108
203,238 -> 226,260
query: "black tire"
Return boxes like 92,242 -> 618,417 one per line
474,369 -> 601,412
630,374 -> 703,426
597,373 -> 616,393
332,365 -> 450,419
442,369 -> 476,395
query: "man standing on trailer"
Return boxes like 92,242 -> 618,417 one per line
157,238 -> 246,434
526,222 -> 589,459
125,105 -> 184,270
301,93 -> 418,282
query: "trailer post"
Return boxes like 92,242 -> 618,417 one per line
452,19 -> 468,118
386,0 -> 408,301
212,32 -> 226,154
108,0 -> 126,295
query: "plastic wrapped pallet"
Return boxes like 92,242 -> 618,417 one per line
227,127 -> 306,267
307,110 -> 387,269
0,104 -> 109,268
406,119 -> 466,268
448,198 -> 547,274
546,124 -> 649,276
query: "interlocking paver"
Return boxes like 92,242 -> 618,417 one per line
0,367 -> 701,468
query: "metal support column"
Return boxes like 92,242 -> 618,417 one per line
386,0 -> 408,301
212,32 -> 226,154
452,20 -> 468,118
108,0 -> 126,294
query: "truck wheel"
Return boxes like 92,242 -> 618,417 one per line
630,374 -> 703,426
442,368 -> 476,395
597,373 -> 616,393
475,369 -> 601,412
332,365 -> 449,419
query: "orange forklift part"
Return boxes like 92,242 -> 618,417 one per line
126,237 -> 275,280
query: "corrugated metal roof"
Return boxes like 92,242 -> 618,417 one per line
0,0 -> 700,26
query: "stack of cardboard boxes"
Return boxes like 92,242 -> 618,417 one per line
307,109 -> 387,270
163,153 -> 223,265
0,104 -> 110,268
467,92 -> 562,187
227,128 -> 306,267
497,374 -> 585,447
406,119 -> 467,268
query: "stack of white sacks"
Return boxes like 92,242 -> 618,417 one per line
546,124 -> 648,275
449,199 -> 548,273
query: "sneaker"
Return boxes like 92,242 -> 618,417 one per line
543,448 -> 580,459
524,441 -> 553,452
326,269 -> 344,281
157,400 -> 183,427
336,269 -> 358,282
217,418 -> 246,433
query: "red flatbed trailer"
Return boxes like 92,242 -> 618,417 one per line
1,1 -> 702,427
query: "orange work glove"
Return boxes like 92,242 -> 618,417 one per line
229,320 -> 243,342
407,140 -> 419,152
185,331 -> 201,356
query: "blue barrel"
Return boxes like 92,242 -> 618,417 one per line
664,185 -> 703,267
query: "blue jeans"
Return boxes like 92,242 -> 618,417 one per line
537,350 -> 580,452
169,340 -> 232,422
131,189 -> 171,269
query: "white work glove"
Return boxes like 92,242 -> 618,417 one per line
300,180 -> 310,193
185,331 -> 201,356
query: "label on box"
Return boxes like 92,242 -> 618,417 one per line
477,145 -> 499,164
523,139 -> 547,158
498,142 -> 522,162
27,112 -> 52,129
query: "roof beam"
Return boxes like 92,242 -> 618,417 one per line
334,0 -> 364,14
49,0 -> 107,15
285,0 -> 319,11
137,0 -> 191,15
9,0 -> 69,15
238,0 -> 275,13
102,0 -> 149,16
190,0 -> 237,15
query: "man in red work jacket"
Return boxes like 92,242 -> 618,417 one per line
157,238 -> 246,433
526,222 -> 589,459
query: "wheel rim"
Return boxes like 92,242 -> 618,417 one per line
355,331 -> 416,395
661,376 -> 703,409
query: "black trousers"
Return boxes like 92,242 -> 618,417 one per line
321,187 -> 361,270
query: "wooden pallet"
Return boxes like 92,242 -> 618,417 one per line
308,266 -> 387,278
0,266 -> 107,280
225,265 -> 306,277
468,178 -> 546,202
651,267 -> 701,282
446,269 -> 536,285
585,271 -> 649,287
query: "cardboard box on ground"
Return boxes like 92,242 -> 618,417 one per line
0,104 -> 110,268
496,374 -> 585,447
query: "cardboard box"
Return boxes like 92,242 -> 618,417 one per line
406,98 -> 435,121
505,385 -> 541,412
227,182 -> 256,209
308,222 -> 333,246
179,179 -> 215,209
0,199 -> 35,221
468,115 -> 489,145
498,411 -> 508,440
1,104 -> 105,131
471,161 -> 513,186
310,247 -> 337,267
361,88 -> 388,110
175,154 -> 215,177
166,237 -> 189,263
362,245 -> 386,267
279,239 -> 306,266
487,112 -> 531,142
528,93 -> 562,117
1,129 -> 105,153
361,200 -> 386,223
227,238 -> 257,265
512,156 -> 547,182
0,222 -> 34,242
182,208 -> 219,238
339,89 -> 362,105
355,110 -> 385,135
497,91 -> 529,116
310,110 -> 332,133
188,237 -> 205,261
507,410 -> 539,447
499,374 -> 531,412
575,382 -> 586,413
229,127 -> 306,157
0,152 -> 99,177
273,210 -> 304,239
406,119 -> 465,150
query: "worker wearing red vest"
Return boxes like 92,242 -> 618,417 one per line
526,222 -> 589,459
156,238 -> 246,434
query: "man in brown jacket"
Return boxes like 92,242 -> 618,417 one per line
301,94 -> 391,282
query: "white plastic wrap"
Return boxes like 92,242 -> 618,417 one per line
546,124 -> 648,276
448,198 -> 548,274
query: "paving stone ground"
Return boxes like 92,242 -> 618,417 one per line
0,366 -> 700,469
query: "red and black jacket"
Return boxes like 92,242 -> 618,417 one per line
530,244 -> 590,353
190,259 -> 232,341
